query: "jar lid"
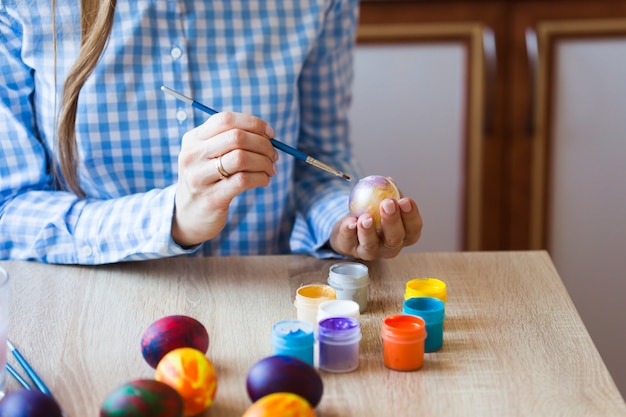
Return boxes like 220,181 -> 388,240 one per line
403,296 -> 445,323
318,317 -> 362,344
328,262 -> 369,289
317,299 -> 360,322
404,278 -> 447,302
272,320 -> 315,347
295,284 -> 336,307
381,315 -> 426,342
296,284 -> 336,299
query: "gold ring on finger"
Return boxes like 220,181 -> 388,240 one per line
216,155 -> 231,180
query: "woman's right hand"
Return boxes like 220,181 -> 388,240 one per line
171,112 -> 278,248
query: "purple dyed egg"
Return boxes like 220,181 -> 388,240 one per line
349,175 -> 401,232
141,315 -> 209,368
246,355 -> 323,408
0,389 -> 63,417
100,379 -> 183,417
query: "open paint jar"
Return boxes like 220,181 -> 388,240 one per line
294,284 -> 336,330
327,262 -> 369,313
317,317 -> 362,373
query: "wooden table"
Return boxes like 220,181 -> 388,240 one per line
1,251 -> 624,416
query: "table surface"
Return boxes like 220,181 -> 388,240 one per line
1,251 -> 625,416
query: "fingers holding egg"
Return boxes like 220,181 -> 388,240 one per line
349,175 -> 422,254
397,197 -> 423,246
349,175 -> 401,234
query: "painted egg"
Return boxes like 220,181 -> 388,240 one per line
141,315 -> 209,368
349,175 -> 401,232
100,379 -> 183,417
0,389 -> 63,417
246,355 -> 323,408
155,347 -> 218,416
242,392 -> 316,417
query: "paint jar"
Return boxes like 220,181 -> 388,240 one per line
404,278 -> 447,303
317,317 -> 362,373
381,314 -> 427,371
402,297 -> 445,352
327,262 -> 369,313
317,299 -> 361,323
294,284 -> 336,329
271,320 -> 315,366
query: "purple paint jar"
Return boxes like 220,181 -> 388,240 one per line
317,317 -> 362,373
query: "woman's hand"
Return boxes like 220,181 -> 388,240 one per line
171,112 -> 278,247
329,197 -> 423,260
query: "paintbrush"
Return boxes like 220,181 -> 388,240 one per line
7,339 -> 52,396
161,86 -> 351,181
6,363 -> 32,390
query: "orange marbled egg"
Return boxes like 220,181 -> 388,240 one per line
242,393 -> 315,417
155,347 -> 218,416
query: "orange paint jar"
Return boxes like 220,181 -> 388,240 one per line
381,315 -> 426,371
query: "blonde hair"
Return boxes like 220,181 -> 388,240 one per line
53,0 -> 117,197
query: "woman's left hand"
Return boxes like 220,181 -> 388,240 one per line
329,197 -> 423,260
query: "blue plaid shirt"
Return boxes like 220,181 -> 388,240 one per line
0,0 -> 360,264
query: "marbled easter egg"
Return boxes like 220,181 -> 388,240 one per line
100,379 -> 183,417
141,315 -> 209,368
348,175 -> 401,232
0,389 -> 63,417
242,392 -> 316,417
246,355 -> 323,408
155,347 -> 218,416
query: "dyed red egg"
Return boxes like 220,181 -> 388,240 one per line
141,315 -> 209,368
155,347 -> 218,416
100,379 -> 183,417
246,355 -> 323,408
0,389 -> 63,417
349,175 -> 401,232
242,392 -> 316,417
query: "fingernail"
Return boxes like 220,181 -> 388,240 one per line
399,199 -> 412,213
273,151 -> 279,161
382,199 -> 396,215
362,217 -> 373,229
266,124 -> 275,138
348,220 -> 357,230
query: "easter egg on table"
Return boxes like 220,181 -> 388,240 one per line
141,315 -> 209,368
242,392 -> 316,417
155,347 -> 218,416
246,355 -> 323,408
348,175 -> 401,232
0,389 -> 63,417
99,379 -> 183,417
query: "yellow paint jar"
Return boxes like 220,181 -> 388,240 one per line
294,284 -> 336,330
404,278 -> 447,303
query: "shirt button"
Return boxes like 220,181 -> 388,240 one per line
81,246 -> 93,257
171,47 -> 183,60
176,109 -> 188,122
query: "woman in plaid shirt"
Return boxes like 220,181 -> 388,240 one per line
0,0 -> 422,264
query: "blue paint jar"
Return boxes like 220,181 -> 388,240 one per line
317,317 -> 362,373
403,296 -> 445,352
271,320 -> 315,366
